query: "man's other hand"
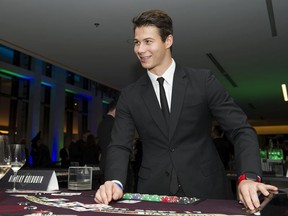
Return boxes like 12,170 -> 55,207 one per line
94,181 -> 124,204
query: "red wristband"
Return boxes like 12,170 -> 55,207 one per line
238,173 -> 261,185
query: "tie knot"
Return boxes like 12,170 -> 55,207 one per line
157,77 -> 165,86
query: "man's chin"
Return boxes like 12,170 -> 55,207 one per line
140,62 -> 151,70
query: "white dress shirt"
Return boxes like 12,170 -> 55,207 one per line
147,59 -> 175,111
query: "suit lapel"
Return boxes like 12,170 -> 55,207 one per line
169,66 -> 188,141
141,75 -> 169,138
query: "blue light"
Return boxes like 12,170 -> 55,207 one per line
0,45 -> 14,63
79,93 -> 92,100
41,81 -> 54,87
52,135 -> 59,162
65,89 -> 92,99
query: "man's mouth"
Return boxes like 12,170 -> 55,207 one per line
140,56 -> 151,63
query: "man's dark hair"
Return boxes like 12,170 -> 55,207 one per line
132,9 -> 173,43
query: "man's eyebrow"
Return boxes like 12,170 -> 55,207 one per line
134,37 -> 154,41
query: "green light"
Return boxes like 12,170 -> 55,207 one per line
268,148 -> 284,160
0,68 -> 32,80
259,148 -> 267,159
41,81 -> 53,87
65,89 -> 76,94
0,72 -> 12,80
102,100 -> 110,104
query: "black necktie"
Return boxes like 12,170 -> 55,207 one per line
157,77 -> 170,122
157,77 -> 179,195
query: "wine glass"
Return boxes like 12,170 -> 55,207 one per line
9,143 -> 26,191
0,135 -> 11,180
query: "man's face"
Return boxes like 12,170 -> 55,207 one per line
134,25 -> 172,75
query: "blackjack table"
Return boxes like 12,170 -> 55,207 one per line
0,189 -> 287,216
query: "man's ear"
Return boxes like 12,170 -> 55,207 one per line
165,34 -> 173,49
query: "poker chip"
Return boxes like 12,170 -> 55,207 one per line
190,197 -> 199,203
178,196 -> 200,204
122,193 -> 200,205
168,196 -> 179,203
178,196 -> 190,204
131,193 -> 142,200
160,196 -> 169,202
122,193 -> 133,199
149,194 -> 161,202
140,194 -> 150,201
24,206 -> 37,210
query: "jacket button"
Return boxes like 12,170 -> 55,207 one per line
170,148 -> 175,152
165,171 -> 170,176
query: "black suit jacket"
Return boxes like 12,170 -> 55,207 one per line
105,64 -> 261,199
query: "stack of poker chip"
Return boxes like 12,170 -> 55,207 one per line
122,193 -> 199,204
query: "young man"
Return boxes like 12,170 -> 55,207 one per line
94,9 -> 277,211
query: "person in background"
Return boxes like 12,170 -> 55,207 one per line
130,138 -> 143,192
97,101 -> 116,182
59,141 -> 71,168
212,125 -> 234,170
70,130 -> 90,165
30,139 -> 51,168
80,134 -> 100,166
94,9 -> 278,212
30,131 -> 41,166
19,138 -> 30,168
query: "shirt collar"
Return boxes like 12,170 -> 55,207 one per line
147,59 -> 175,86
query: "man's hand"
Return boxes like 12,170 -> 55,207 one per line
238,180 -> 278,211
94,181 -> 124,204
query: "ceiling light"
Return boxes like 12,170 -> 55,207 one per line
0,68 -> 32,80
281,84 -> 288,101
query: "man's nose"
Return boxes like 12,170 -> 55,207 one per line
136,43 -> 146,53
